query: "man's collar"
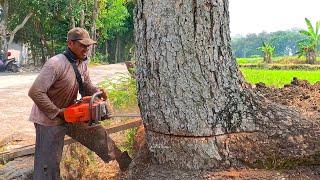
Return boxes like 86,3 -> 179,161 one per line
64,48 -> 87,63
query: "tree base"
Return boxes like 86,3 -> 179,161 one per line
146,124 -> 320,170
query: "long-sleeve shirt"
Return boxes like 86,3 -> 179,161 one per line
28,53 -> 98,126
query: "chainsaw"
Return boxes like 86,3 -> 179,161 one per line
64,91 -> 140,126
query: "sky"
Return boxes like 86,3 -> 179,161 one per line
229,0 -> 320,36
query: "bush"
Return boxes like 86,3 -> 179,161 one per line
120,127 -> 138,155
99,74 -> 138,111
99,75 -> 139,154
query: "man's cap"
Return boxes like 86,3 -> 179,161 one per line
67,27 -> 96,46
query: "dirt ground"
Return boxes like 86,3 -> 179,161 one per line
253,78 -> 320,117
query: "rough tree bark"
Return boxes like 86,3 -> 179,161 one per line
134,0 -> 320,170
0,0 -> 8,58
91,0 -> 98,56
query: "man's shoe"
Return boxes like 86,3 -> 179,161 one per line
118,151 -> 132,171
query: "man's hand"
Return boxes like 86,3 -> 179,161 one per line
99,88 -> 108,100
58,108 -> 65,120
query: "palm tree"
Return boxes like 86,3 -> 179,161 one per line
258,42 -> 275,63
297,18 -> 320,64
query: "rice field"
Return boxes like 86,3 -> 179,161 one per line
240,68 -> 320,87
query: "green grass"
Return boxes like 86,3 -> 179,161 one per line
236,57 -> 263,64
241,68 -> 320,87
120,127 -> 138,155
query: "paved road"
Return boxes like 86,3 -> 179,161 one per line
0,63 -> 128,147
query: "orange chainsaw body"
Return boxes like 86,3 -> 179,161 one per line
64,96 -> 106,123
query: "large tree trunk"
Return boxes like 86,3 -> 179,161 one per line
91,0 -> 98,56
1,0 -> 9,59
134,0 -> 320,170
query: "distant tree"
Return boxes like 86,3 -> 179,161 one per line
231,33 -> 264,58
270,30 -> 303,56
258,42 -> 275,63
297,18 -> 320,64
231,30 -> 304,58
3,0 -> 88,64
96,0 -> 129,62
0,0 -> 32,59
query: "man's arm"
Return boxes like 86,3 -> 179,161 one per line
28,63 -> 61,119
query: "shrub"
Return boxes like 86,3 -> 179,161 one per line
120,127 -> 138,155
99,74 -> 138,111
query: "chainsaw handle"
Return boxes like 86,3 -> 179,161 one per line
88,91 -> 103,126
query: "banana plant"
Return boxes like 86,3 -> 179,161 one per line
297,18 -> 320,64
258,42 -> 275,63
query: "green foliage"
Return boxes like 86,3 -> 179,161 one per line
4,0 -> 93,59
232,30 -> 304,58
120,127 -> 138,154
97,0 -> 129,40
99,74 -> 137,111
236,57 -> 263,65
241,68 -> 320,87
258,42 -> 275,63
1,0 -> 135,64
296,18 -> 320,63
299,18 -> 320,48
297,39 -> 314,57
100,0 -> 135,63
258,42 -> 275,56
98,73 -> 138,154
90,52 -> 109,64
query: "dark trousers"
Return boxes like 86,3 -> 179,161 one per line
33,123 -> 116,180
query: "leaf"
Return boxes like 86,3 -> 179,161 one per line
304,18 -> 315,35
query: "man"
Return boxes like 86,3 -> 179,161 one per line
28,27 -> 131,180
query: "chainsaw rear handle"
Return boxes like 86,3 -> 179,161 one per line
88,91 -> 103,126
